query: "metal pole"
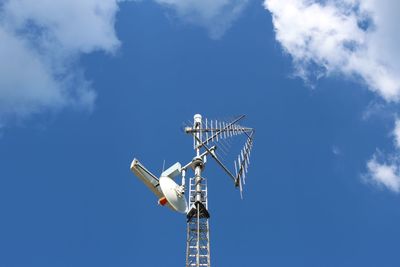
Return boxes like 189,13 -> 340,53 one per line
186,114 -> 211,267
194,114 -> 202,267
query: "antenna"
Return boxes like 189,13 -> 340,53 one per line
130,114 -> 255,267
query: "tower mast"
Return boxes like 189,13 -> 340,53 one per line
186,114 -> 211,267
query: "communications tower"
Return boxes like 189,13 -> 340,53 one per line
131,114 -> 254,267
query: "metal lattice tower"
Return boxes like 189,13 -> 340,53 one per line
185,114 -> 211,267
186,171 -> 211,267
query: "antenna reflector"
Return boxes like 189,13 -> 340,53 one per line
159,176 -> 188,213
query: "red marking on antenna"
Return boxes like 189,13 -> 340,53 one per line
158,197 -> 168,206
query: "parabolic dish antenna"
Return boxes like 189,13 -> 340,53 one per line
159,176 -> 187,213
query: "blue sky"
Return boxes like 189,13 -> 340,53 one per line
1,0 -> 400,266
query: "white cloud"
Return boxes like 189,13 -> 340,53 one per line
154,0 -> 248,39
265,0 -> 400,192
393,119 -> 400,149
366,155 -> 400,193
264,0 -> 400,101
264,0 -> 400,193
365,119 -> 400,193
3,0 -> 121,53
0,0 -> 122,123
0,27 -> 64,118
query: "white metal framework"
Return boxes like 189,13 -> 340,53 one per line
186,172 -> 210,267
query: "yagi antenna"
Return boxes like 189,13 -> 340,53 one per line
187,115 -> 255,198
130,114 -> 255,267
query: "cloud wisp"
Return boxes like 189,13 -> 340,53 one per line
365,119 -> 400,193
0,0 -> 122,123
154,0 -> 249,39
264,0 -> 400,101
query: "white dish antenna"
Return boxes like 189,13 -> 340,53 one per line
159,176 -> 187,213
130,159 -> 187,213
